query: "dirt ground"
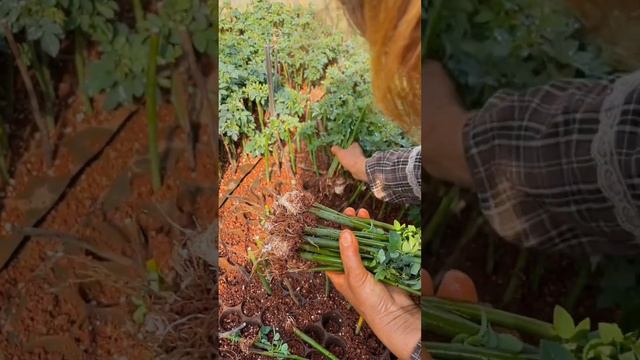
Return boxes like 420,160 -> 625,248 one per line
0,95 -> 217,359
218,147 -> 411,359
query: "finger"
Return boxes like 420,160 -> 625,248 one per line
436,270 -> 478,303
338,229 -> 370,288
330,145 -> 343,156
343,207 -> 356,217
422,270 -> 434,296
326,272 -> 350,298
356,208 -> 370,219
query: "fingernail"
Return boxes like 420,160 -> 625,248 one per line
344,207 -> 356,217
356,208 -> 370,218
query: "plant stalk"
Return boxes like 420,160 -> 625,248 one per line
424,342 -> 539,360
422,297 -> 556,339
1,23 -> 52,168
146,33 -> 161,191
132,0 -> 144,27
292,326 -> 339,360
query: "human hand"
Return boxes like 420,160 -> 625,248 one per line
326,207 -> 420,360
330,143 -> 367,182
423,60 -> 473,188
423,268 -> 478,360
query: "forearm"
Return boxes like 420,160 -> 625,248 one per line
365,146 -> 422,205
464,74 -> 640,254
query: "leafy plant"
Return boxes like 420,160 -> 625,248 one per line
423,297 -> 640,360
85,24 -> 148,110
219,0 -> 413,175
300,203 -> 421,295
220,325 -> 307,359
427,0 -> 612,108
0,0 -> 66,57
83,0 -> 215,110
255,326 -> 291,357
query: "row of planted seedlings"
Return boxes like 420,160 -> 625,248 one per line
219,0 -> 414,183
0,0 -> 217,192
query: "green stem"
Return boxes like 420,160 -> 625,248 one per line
29,43 -> 55,132
423,297 -> 556,339
74,31 -> 92,114
348,183 -> 366,206
132,0 -> 144,27
422,304 -> 481,338
378,202 -> 388,219
486,236 -> 495,275
288,135 -> 296,174
145,33 -> 161,191
563,259 -> 590,312
292,326 -> 339,360
250,350 -> 308,360
426,187 -> 459,249
358,191 -> 372,209
308,266 -> 343,272
305,227 -> 388,242
303,236 -> 381,254
327,107 -> 367,178
311,203 -> 395,231
424,342 -> 539,360
530,255 -> 545,293
502,249 -> 528,307
300,244 -> 343,258
252,343 -> 308,359
305,232 -> 386,246
258,103 -> 270,181
248,248 -> 272,295
301,251 -> 420,295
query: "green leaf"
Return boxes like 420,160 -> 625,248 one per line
496,333 -> 524,353
132,303 -> 147,324
553,306 -> 576,340
619,351 -> 636,360
40,32 -> 60,57
540,340 -> 575,360
388,231 -> 401,252
193,30 -> 208,53
599,323 -> 624,344
576,318 -> 591,334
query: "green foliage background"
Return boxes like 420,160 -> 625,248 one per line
219,0 -> 413,167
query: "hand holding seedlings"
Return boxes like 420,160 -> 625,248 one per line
330,143 -> 367,182
325,207 -> 421,360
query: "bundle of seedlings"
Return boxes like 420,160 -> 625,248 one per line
264,191 -> 421,296
422,296 -> 640,359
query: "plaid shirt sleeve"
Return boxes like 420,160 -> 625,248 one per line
410,341 -> 422,360
464,71 -> 640,255
365,146 -> 421,205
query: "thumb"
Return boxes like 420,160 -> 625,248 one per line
331,145 -> 344,156
338,229 -> 370,288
